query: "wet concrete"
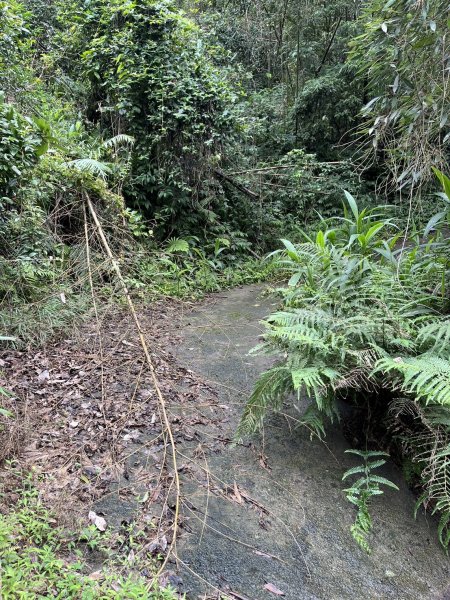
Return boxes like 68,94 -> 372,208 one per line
173,285 -> 449,600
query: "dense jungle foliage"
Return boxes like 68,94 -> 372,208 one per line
0,0 -> 449,580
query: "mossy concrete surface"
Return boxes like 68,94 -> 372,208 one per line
173,285 -> 449,600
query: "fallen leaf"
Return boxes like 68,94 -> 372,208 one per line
88,511 -> 107,531
38,369 -> 49,382
150,485 -> 162,502
264,583 -> 285,596
254,550 -> 275,559
159,535 -> 168,552
233,481 -> 243,504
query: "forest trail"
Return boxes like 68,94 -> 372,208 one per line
172,285 -> 449,600
2,285 -> 449,599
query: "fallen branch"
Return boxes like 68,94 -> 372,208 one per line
213,168 -> 259,199
227,164 -> 297,176
227,162 -> 345,176
84,194 -> 180,581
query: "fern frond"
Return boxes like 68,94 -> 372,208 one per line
66,158 -> 112,178
102,134 -> 135,149
165,238 -> 190,254
417,318 -> 450,356
291,366 -> 339,402
375,354 -> 450,406
236,367 -> 293,438
367,475 -> 399,490
297,403 -> 327,439
267,325 -> 330,352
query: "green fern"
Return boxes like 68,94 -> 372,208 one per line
298,404 -> 327,440
417,318 -> 450,356
343,450 -> 399,554
239,188 -> 450,550
375,354 -> 450,406
236,367 -> 293,438
102,134 -> 135,149
165,238 -> 190,254
66,158 -> 112,178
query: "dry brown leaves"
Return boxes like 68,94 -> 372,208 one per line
0,300 -> 219,536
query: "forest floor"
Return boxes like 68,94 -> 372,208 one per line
1,285 -> 449,599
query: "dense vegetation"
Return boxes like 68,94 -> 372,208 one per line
0,0 -> 449,589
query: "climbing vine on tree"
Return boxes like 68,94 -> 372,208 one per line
60,0 -> 239,236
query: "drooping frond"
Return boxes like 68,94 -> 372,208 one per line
414,434 -> 450,549
297,403 -> 327,439
291,366 -> 339,405
236,367 -> 293,439
387,397 -> 450,549
418,318 -> 450,356
102,134 -> 135,149
375,354 -> 450,406
66,158 -> 112,178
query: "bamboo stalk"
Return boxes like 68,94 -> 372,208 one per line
84,194 -> 180,581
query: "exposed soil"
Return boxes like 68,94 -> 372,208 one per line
1,285 -> 449,599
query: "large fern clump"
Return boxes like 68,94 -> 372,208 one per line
238,176 -> 450,549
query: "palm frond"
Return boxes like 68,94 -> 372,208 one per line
102,134 -> 135,149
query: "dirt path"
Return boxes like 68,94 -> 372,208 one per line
172,285 -> 449,600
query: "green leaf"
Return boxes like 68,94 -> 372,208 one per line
368,475 -> 399,490
165,238 -> 190,254
343,190 -> 359,221
342,465 -> 366,480
280,239 -> 300,262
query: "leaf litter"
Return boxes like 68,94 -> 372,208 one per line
0,299 -> 224,594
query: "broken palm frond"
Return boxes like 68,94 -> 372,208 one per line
84,194 -> 180,580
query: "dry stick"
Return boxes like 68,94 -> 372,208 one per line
83,204 -> 110,431
213,168 -> 259,199
84,194 -> 180,580
227,162 -> 344,176
181,500 -> 287,564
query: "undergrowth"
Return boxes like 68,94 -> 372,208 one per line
125,241 -> 276,301
0,473 -> 180,599
0,242 -> 274,347
238,175 -> 450,551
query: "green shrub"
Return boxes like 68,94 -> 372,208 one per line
59,0 -> 239,237
238,180 -> 450,549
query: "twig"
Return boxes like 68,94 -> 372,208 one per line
228,164 -> 297,175
315,17 -> 342,76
